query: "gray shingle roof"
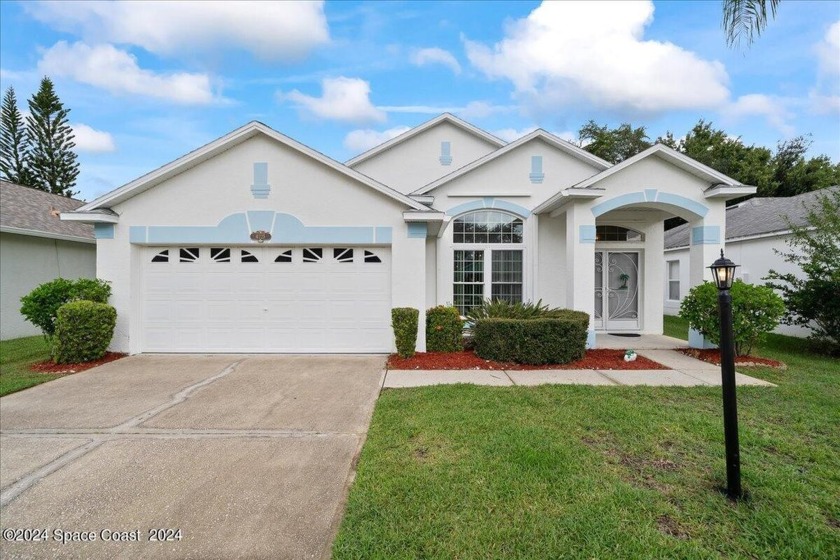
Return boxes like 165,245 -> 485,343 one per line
0,181 -> 94,241
665,186 -> 840,249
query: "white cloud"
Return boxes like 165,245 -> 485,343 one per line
464,1 -> 729,115
72,123 -> 116,153
411,47 -> 461,74
816,21 -> 840,76
27,1 -> 328,61
38,42 -> 219,104
492,127 -> 538,142
724,94 -> 795,136
344,126 -> 411,153
282,77 -> 386,124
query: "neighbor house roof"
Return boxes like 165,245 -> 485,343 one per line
412,129 -> 611,196
69,121 -> 431,217
665,186 -> 839,249
345,113 -> 506,167
0,181 -> 94,243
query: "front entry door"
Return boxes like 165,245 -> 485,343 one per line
594,251 -> 640,331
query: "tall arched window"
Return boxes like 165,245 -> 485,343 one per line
452,210 -> 524,315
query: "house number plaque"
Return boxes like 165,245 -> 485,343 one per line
250,230 -> 272,243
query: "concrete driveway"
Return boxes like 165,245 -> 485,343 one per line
0,354 -> 386,559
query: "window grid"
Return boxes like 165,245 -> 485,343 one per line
491,250 -> 523,303
668,260 -> 680,300
453,211 -> 523,244
453,250 -> 484,315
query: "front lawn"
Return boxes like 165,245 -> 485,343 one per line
0,336 -> 59,397
334,321 -> 840,559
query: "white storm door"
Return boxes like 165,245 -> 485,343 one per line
594,251 -> 641,331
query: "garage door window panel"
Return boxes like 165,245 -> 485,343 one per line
151,250 -> 169,263
241,250 -> 259,263
211,248 -> 231,263
275,249 -> 293,263
303,248 -> 323,263
180,248 -> 199,262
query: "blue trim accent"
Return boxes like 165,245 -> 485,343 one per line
586,329 -> 596,349
439,141 -> 452,165
251,162 -> 270,199
529,155 -> 544,184
689,328 -> 717,349
129,226 -> 146,243
655,192 -> 709,218
375,227 -> 393,243
445,198 -> 531,218
591,190 -> 709,219
407,223 -> 428,238
133,212 -> 392,245
579,225 -> 597,244
247,210 -> 274,233
691,226 -> 720,245
94,223 -> 114,239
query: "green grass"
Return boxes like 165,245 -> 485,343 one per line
0,336 -> 59,397
334,322 -> 840,559
664,313 -> 692,340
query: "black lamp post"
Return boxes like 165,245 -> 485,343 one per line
709,249 -> 742,499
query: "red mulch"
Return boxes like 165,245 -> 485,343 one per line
678,348 -> 785,369
387,349 -> 668,370
29,352 -> 127,375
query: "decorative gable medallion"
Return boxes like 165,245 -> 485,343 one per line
250,230 -> 272,243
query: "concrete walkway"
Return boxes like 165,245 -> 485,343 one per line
383,349 -> 775,388
0,355 -> 386,560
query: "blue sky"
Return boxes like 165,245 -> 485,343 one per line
1,0 -> 838,202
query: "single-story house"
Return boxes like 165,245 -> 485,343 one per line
61,114 -> 754,354
0,181 -> 96,340
664,186 -> 838,337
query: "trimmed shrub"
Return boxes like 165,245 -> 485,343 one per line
474,316 -> 588,365
426,305 -> 463,352
20,278 -> 111,338
391,307 -> 419,358
679,280 -> 785,356
52,301 -> 117,364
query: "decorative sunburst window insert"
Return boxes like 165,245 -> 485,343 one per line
151,249 -> 169,263
303,248 -> 323,263
275,249 -> 293,263
364,250 -> 382,263
241,250 -> 259,263
211,248 -> 231,262
334,248 -> 354,263
179,248 -> 199,262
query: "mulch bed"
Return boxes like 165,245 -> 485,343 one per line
678,348 -> 785,369
29,352 -> 127,375
387,349 -> 668,371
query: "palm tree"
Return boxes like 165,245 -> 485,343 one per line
722,0 -> 781,48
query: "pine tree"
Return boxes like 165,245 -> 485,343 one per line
0,86 -> 34,186
26,77 -> 79,197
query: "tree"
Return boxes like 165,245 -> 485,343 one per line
771,136 -> 840,198
765,188 -> 840,353
722,0 -> 781,48
578,121 -> 652,164
26,77 -> 79,197
0,87 -> 34,186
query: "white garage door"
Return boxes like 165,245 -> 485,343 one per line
140,246 -> 392,353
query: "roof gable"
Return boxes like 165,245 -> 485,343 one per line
412,129 -> 611,196
345,113 -> 505,168
75,121 -> 429,213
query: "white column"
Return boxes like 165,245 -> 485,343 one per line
391,224 -> 428,352
565,204 -> 597,348
643,220 -> 664,334
687,206 -> 725,348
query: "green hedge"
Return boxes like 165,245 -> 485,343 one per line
20,277 -> 111,338
474,315 -> 588,365
52,301 -> 117,364
391,307 -> 419,358
426,305 -> 463,352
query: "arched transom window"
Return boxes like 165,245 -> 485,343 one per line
596,225 -> 644,242
452,210 -> 525,315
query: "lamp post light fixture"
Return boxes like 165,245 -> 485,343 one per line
708,249 -> 742,499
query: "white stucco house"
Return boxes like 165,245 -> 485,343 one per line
1,181 -> 96,340
664,186 -> 838,338
61,114 -> 755,354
